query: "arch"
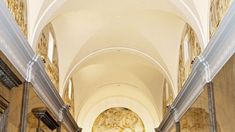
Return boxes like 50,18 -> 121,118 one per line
79,97 -> 156,132
60,47 -> 176,96
29,0 -> 207,50
170,0 -> 207,48
77,84 -> 158,132
28,0 -> 209,96
29,0 -> 67,49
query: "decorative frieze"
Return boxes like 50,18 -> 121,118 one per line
5,0 -> 27,37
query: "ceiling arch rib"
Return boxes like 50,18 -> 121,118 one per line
28,0 -> 207,93
76,84 -> 159,132
170,0 -> 208,47
29,0 -> 205,50
29,0 -> 67,49
25,1 -> 212,130
60,47 -> 176,96
51,9 -> 185,95
70,50 -> 173,125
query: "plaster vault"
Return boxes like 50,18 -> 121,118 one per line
26,0 -> 211,131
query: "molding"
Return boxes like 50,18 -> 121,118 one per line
0,58 -> 22,89
0,1 -> 80,132
32,107 -> 60,130
156,107 -> 175,132
158,1 -> 235,131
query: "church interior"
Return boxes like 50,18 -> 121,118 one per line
0,0 -> 235,132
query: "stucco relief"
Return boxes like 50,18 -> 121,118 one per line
5,0 -> 27,37
210,0 -> 233,38
37,24 -> 59,90
92,107 -> 145,132
178,24 -> 201,91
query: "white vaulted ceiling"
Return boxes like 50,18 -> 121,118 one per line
28,0 -> 209,130
72,51 -> 165,130
52,3 -> 185,91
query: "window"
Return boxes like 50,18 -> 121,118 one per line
48,32 -> 54,63
165,82 -> 169,100
183,35 -> 190,65
68,79 -> 73,100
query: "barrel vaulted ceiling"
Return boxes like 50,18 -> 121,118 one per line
27,0 -> 210,129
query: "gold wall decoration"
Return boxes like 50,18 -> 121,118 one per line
162,79 -> 174,116
210,0 -> 233,38
178,24 -> 201,91
37,23 -> 59,90
5,0 -> 28,37
92,107 -> 145,132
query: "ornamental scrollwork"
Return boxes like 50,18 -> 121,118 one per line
5,0 -> 28,37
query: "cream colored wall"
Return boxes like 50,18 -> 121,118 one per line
192,0 -> 210,43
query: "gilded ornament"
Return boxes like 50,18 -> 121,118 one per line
93,108 -> 145,132
5,0 -> 28,37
